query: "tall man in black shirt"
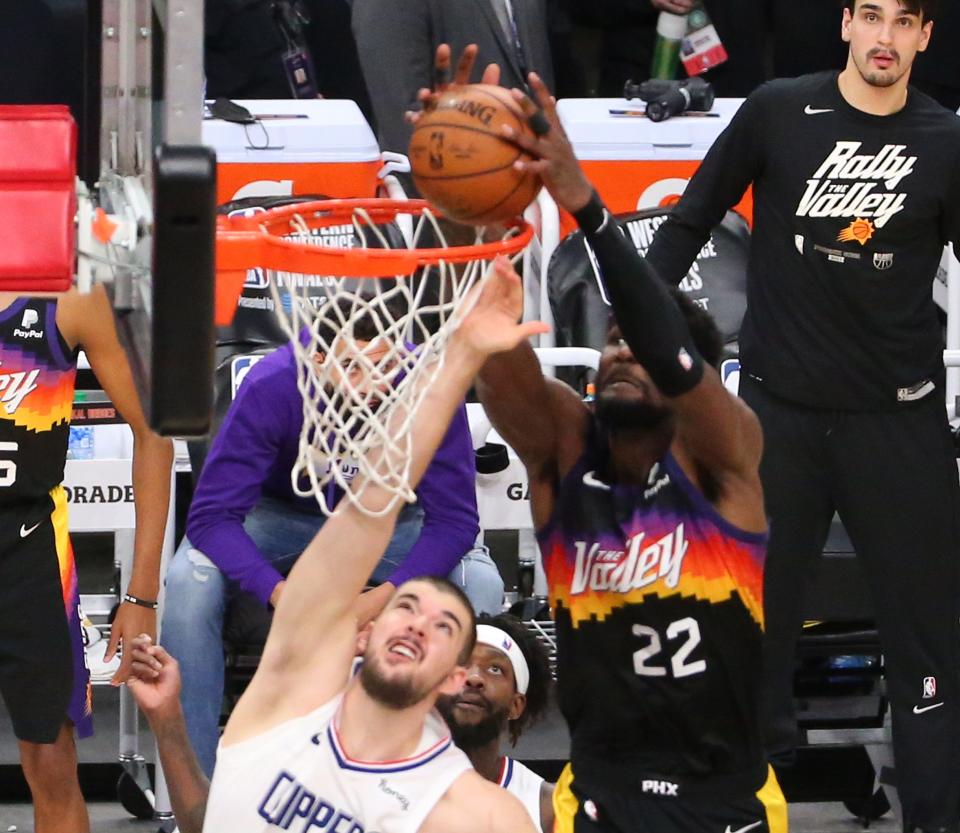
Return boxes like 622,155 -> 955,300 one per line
645,2 -> 960,831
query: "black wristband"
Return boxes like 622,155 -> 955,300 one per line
123,593 -> 159,610
571,190 -> 607,235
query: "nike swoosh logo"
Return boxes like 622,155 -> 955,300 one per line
913,702 -> 944,714
804,106 -> 834,115
725,822 -> 763,833
19,521 -> 41,538
582,470 -> 611,491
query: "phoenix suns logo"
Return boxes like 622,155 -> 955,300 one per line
837,217 -> 876,245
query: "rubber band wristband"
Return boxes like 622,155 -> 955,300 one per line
123,593 -> 159,610
571,190 -> 607,235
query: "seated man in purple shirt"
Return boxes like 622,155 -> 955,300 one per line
161,321 -> 503,776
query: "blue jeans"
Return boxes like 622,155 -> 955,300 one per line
160,496 -> 503,776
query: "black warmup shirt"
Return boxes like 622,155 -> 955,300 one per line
646,72 -> 960,411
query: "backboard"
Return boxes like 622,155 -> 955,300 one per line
91,0 -> 216,435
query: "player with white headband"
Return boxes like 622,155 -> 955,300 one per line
437,614 -> 554,833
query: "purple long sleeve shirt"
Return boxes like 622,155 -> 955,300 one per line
186,344 -> 480,605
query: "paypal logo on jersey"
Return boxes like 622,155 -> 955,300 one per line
13,308 -> 43,340
258,771 -> 369,833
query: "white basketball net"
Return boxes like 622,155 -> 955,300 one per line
265,206 -> 505,517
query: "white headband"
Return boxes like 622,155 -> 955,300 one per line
475,625 -> 530,695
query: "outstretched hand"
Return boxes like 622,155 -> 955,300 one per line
405,43 -> 501,127
126,634 -> 182,722
500,73 -> 595,215
455,256 -> 550,357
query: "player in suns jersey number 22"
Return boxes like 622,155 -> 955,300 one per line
471,63 -> 787,833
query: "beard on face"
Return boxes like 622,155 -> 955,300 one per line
856,47 -> 904,88
359,654 -> 436,710
594,387 -> 670,432
436,695 -> 510,751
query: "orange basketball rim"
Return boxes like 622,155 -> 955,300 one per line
214,197 -> 534,327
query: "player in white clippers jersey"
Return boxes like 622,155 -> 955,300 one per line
436,614 -> 555,833
127,260 -> 547,833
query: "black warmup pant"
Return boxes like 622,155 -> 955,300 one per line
741,376 -> 960,832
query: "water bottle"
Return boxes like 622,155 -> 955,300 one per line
650,12 -> 688,81
68,425 -> 95,460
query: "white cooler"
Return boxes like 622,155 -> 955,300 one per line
526,97 -> 749,344
202,99 -> 383,205
554,97 -> 748,235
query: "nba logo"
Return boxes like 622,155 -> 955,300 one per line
923,677 -> 937,699
502,637 -> 513,651
231,354 -> 265,398
244,268 -> 269,290
721,358 -> 741,395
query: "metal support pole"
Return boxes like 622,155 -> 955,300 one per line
161,0 -> 205,146
152,465 -> 178,823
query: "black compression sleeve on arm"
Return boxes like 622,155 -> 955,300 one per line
573,192 -> 705,397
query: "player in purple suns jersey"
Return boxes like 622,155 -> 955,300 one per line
126,261 -> 547,833
428,49 -> 787,832
0,285 -> 173,833
644,2 -> 960,830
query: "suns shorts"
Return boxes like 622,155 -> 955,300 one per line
553,762 -> 787,833
0,487 -> 92,743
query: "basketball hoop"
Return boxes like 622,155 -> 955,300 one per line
215,198 -> 533,517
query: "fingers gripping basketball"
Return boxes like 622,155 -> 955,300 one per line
409,84 -> 542,225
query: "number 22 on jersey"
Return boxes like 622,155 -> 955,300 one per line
633,616 -> 707,678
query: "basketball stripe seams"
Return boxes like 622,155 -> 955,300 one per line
458,172 -> 535,221
409,119 -> 525,152
411,156 -> 523,181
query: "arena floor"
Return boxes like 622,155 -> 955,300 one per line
0,799 -> 900,832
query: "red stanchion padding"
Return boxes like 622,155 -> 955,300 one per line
0,105 -> 77,292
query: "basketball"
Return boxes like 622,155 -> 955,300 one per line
408,84 -> 542,225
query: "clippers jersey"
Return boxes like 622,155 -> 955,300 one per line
204,692 -> 473,833
0,298 -> 76,504
537,438 -> 768,785
499,757 -> 544,830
